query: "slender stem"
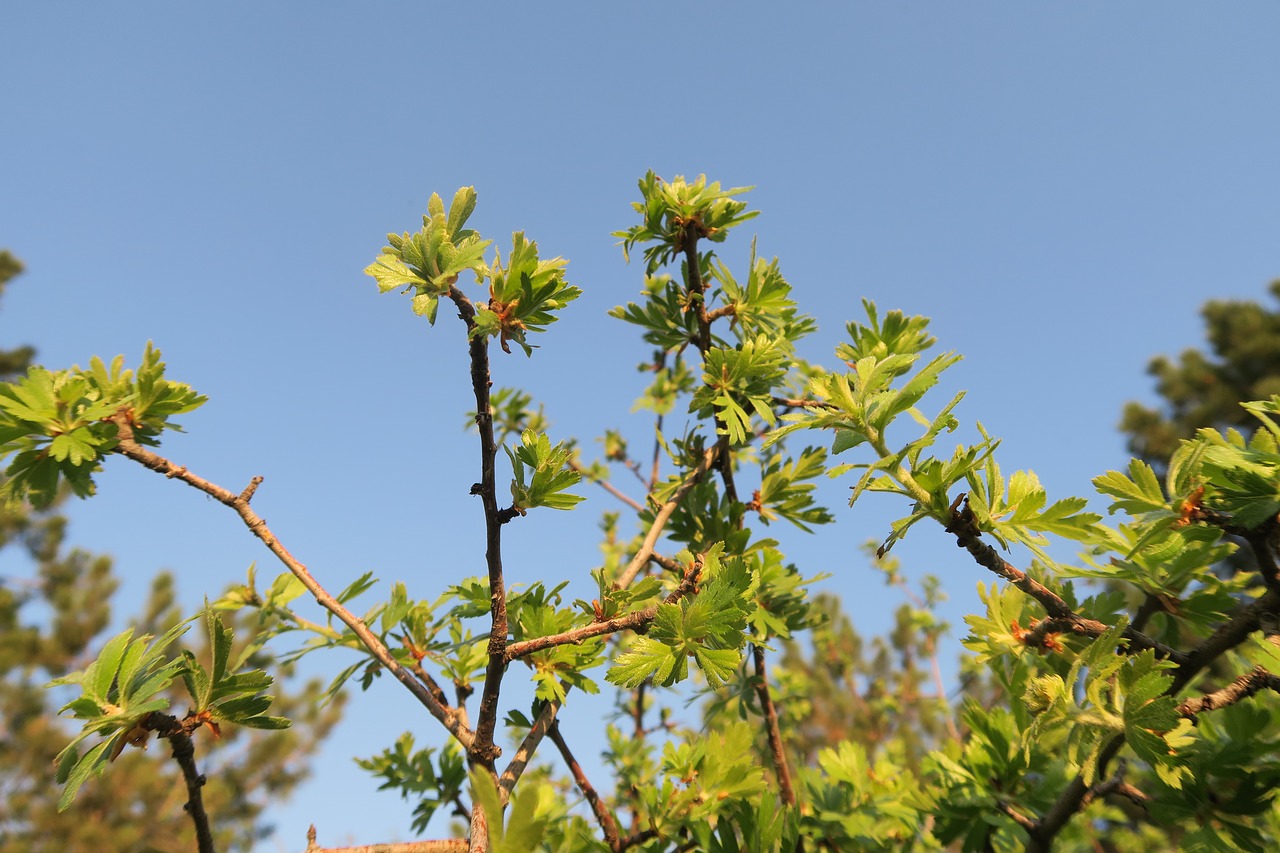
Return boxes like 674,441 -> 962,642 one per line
498,689 -> 565,800
504,608 -> 658,662
1178,666 -> 1280,716
108,414 -> 475,749
570,459 -> 645,512
505,562 -> 702,661
163,725 -> 214,853
305,824 -> 466,853
616,446 -> 719,589
448,286 -> 508,770
549,720 -> 621,851
1172,588 -> 1280,693
945,498 -> 1188,665
650,413 -> 664,491
751,644 -> 795,805
994,800 -> 1038,834
629,680 -> 646,830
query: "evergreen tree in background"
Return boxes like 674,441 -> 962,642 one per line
1122,282 -> 1280,473
0,250 -> 345,852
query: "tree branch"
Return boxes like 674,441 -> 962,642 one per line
504,560 -> 702,662
548,720 -> 621,851
1177,665 -> 1280,717
304,824 -> 466,853
1172,588 -> 1280,693
945,496 -> 1188,665
148,714 -> 214,853
569,459 -> 645,512
750,643 -> 795,806
1078,760 -> 1149,811
497,690 -> 565,800
447,286 -> 508,770
108,413 -> 475,749
615,446 -> 719,590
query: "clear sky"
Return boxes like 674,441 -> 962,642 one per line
4,3 -> 1279,849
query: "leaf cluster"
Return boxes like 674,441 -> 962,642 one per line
0,344 -> 204,507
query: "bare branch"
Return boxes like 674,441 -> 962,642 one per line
616,446 -> 719,590
569,459 -> 645,512
305,823 -> 466,853
498,690 -> 564,800
108,413 -> 475,749
549,720 -> 621,851
994,799 -> 1038,833
148,714 -> 213,853
446,286 -> 509,769
751,643 -> 795,806
1178,666 -> 1280,717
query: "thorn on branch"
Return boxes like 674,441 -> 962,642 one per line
238,475 -> 264,504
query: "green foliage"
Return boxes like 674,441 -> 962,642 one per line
474,233 -> 581,355
364,187 -> 491,324
49,620 -> 193,811
607,545 -> 753,689
50,608 -> 288,812
179,608 -> 291,732
506,429 -> 585,513
690,334 -> 789,445
14,182 -> 1280,851
356,734 -> 466,834
0,345 -> 205,508
365,188 -> 580,354
613,171 -> 760,273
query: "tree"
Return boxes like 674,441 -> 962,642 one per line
0,251 -> 344,852
1122,282 -> 1280,474
4,177 -> 1280,852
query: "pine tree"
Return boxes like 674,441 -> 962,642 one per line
1122,281 -> 1280,472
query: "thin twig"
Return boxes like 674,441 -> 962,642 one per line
108,413 -> 475,749
750,643 -> 795,806
1078,761 -> 1149,811
570,459 -> 645,512
616,446 -> 719,590
498,689 -> 565,800
770,396 -> 835,409
1172,588 -> 1280,693
994,800 -> 1038,833
504,562 -> 702,661
156,719 -> 214,853
549,720 -> 621,850
305,823 -> 466,853
945,496 -> 1188,665
1177,666 -> 1280,716
447,286 -> 509,770
650,413 -> 664,492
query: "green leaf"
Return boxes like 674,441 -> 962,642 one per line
56,739 -> 117,812
1094,460 -> 1168,515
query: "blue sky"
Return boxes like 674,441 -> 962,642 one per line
4,4 -> 1280,849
